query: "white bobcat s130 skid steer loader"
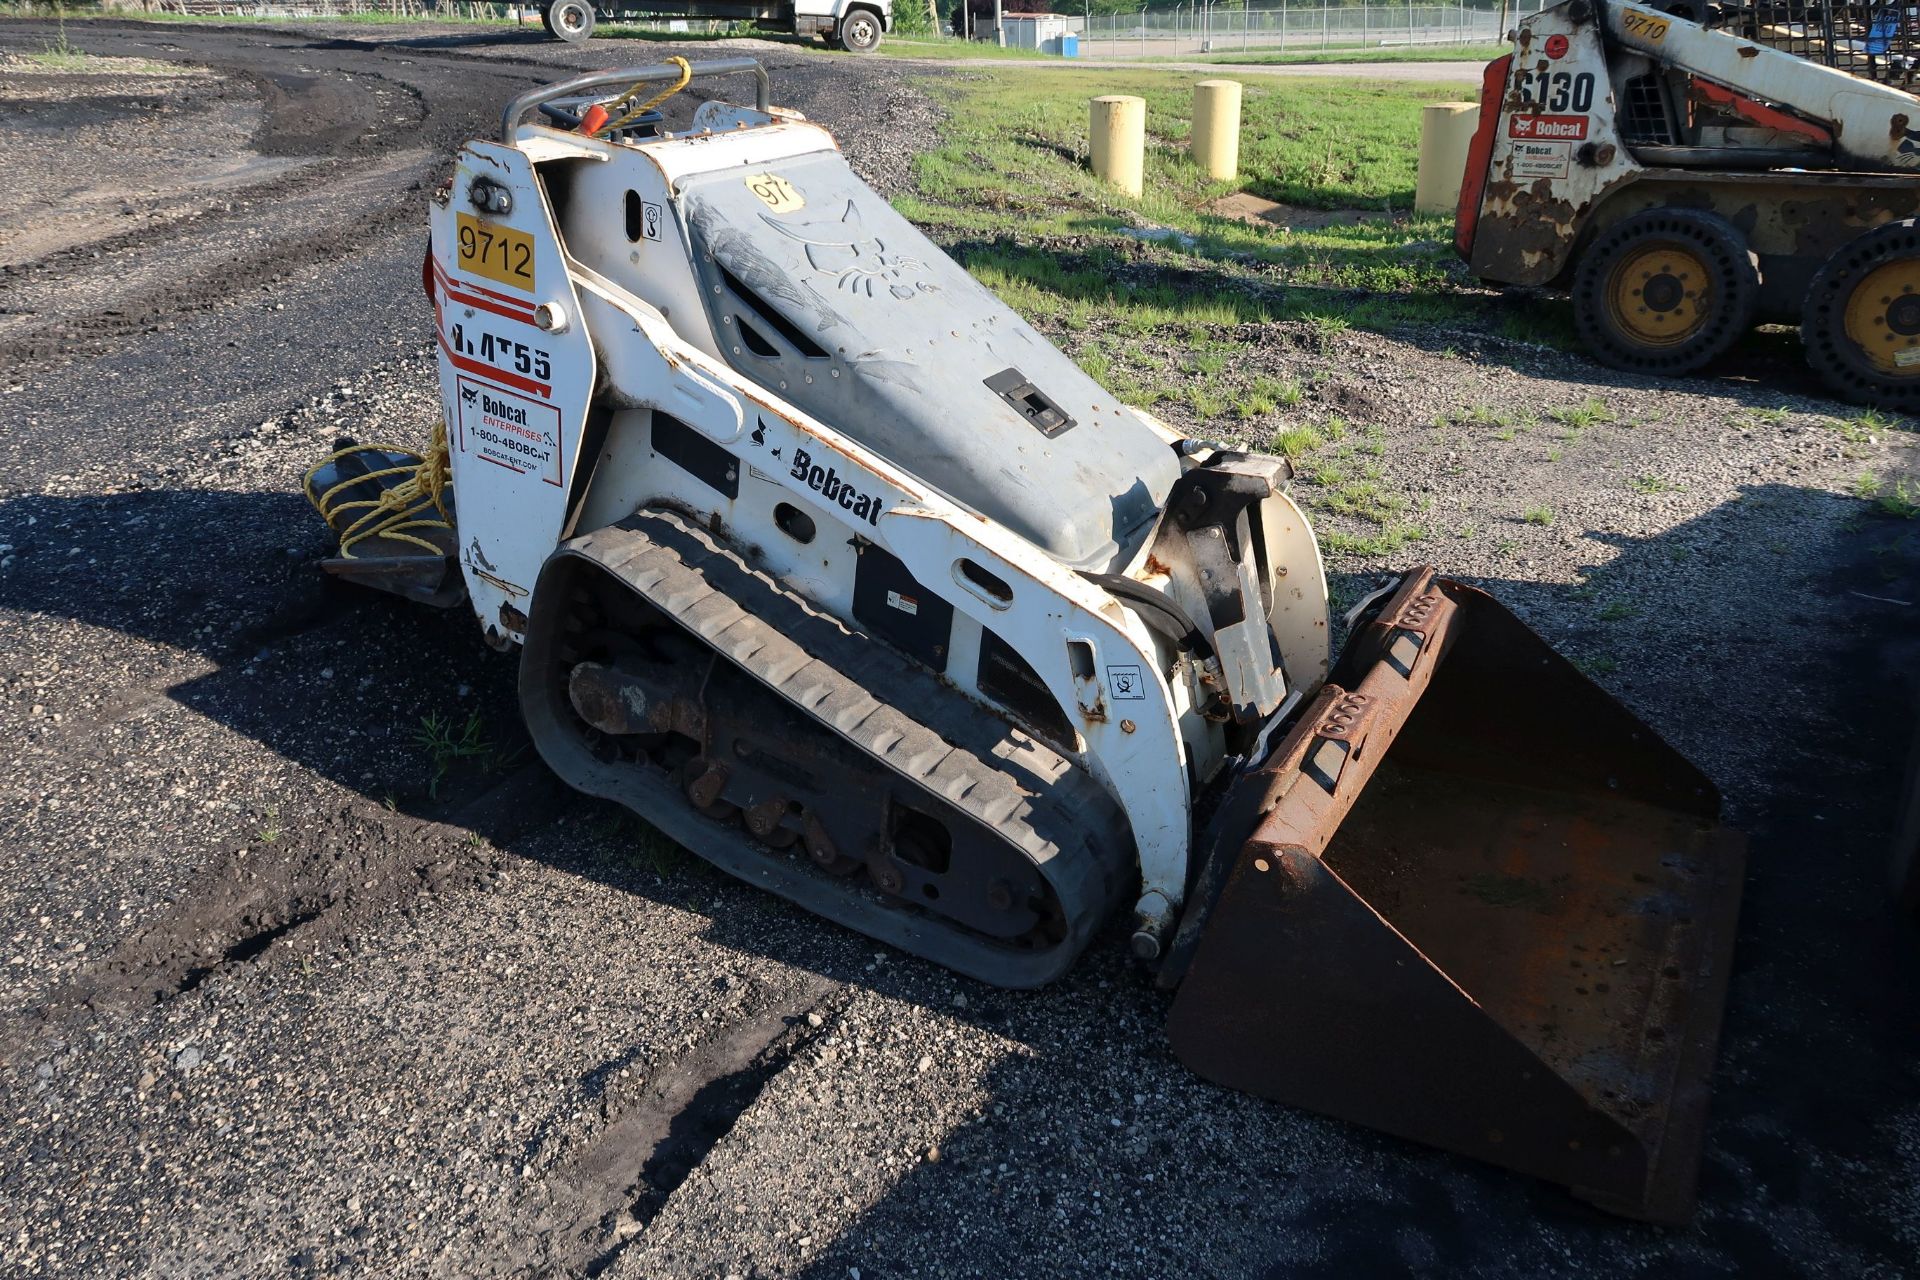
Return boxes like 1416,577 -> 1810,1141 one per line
1457,0 -> 1920,407
307,60 -> 1746,1221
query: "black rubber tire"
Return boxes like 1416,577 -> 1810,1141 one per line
539,3 -> 556,36
1570,208 -> 1759,376
1801,218 -> 1920,411
833,7 -> 884,51
547,0 -> 595,42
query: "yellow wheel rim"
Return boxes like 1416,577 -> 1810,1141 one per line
1842,258 -> 1920,377
1604,242 -> 1712,348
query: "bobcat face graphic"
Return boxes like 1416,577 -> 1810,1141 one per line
763,199 -> 939,300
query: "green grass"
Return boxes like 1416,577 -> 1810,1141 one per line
1272,423 -> 1326,458
1855,472 -> 1920,518
876,60 -> 1518,490
1883,482 -> 1920,518
22,44 -> 181,72
413,710 -> 495,800
905,65 -> 1474,219
1523,505 -> 1555,526
859,35 -> 1060,60
1319,521 -> 1427,557
1231,374 -> 1301,419
1546,397 -> 1614,430
27,44 -> 87,69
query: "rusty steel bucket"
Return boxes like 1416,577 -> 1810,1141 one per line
1163,568 -> 1745,1222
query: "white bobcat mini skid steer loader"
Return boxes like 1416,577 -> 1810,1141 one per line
307,59 -> 1745,1221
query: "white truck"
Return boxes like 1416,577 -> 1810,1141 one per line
540,0 -> 891,50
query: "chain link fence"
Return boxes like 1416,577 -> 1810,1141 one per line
1066,0 -> 1539,59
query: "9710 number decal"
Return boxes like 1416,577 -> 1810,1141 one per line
1514,69 -> 1596,113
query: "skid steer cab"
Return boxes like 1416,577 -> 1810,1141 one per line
304,58 -> 1746,1221
1458,0 -> 1920,409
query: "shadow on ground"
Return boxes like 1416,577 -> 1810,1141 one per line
780,484 -> 1920,1277
2,478 -> 1917,1274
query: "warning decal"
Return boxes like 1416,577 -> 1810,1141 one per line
455,376 -> 563,487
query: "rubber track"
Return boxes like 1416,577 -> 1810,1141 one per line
520,508 -> 1136,988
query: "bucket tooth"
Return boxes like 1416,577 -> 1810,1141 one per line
1166,568 -> 1745,1221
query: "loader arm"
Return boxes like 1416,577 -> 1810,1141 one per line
1605,0 -> 1920,172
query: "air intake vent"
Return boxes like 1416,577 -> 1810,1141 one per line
735,319 -> 778,358
720,266 -> 830,359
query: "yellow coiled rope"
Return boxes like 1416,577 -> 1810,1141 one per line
595,55 -> 693,138
303,420 -> 453,559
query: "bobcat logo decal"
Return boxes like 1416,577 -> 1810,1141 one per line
763,200 -> 937,300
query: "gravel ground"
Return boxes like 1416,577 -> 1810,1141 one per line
1,18 -> 1917,1280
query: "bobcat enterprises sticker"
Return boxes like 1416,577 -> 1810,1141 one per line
455,376 -> 562,487
746,173 -> 805,214
1511,140 -> 1572,179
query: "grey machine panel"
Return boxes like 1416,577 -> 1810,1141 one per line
677,150 -> 1182,571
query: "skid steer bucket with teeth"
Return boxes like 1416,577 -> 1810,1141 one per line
1163,568 -> 1745,1222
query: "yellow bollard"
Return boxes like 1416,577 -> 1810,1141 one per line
1191,79 -> 1243,181
1089,95 -> 1146,198
1414,101 -> 1481,216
